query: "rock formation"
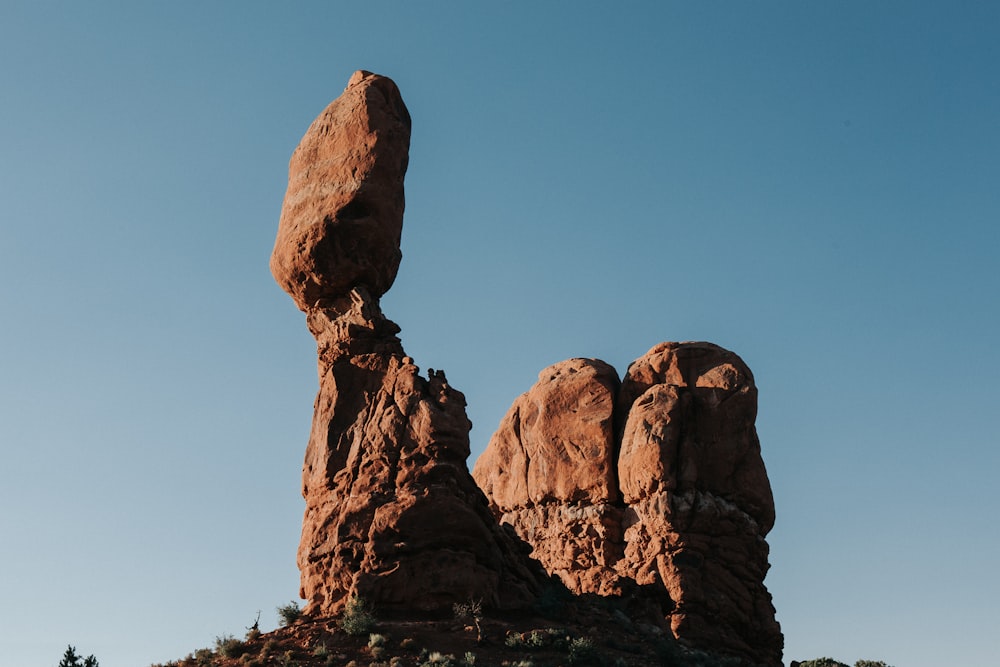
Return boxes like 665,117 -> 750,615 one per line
473,342 -> 783,666
272,69 -> 782,666
271,71 -> 545,615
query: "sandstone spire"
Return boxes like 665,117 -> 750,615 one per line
271,71 -> 544,614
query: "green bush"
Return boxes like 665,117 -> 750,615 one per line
339,595 -> 376,636
213,634 -> 245,658
276,600 -> 303,627
855,662 -> 893,667
799,660 -> 849,667
567,636 -> 597,665
526,630 -> 548,648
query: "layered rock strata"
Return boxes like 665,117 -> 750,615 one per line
272,71 -> 545,615
473,342 -> 782,666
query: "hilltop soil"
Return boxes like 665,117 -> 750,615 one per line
159,595 -> 764,667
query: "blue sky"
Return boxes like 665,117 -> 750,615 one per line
1,3 -> 998,666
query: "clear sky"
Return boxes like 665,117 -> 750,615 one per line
1,3 -> 998,666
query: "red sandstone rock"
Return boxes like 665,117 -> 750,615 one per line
272,69 -> 782,666
271,70 -> 411,311
617,342 -> 781,665
272,72 -> 545,615
473,358 -> 620,510
475,342 -> 783,666
472,359 -> 625,596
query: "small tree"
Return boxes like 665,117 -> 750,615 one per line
58,645 -> 99,667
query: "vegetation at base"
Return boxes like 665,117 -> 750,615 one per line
212,634 -> 245,658
58,646 -> 99,667
566,636 -> 597,664
453,597 -> 485,640
138,594 -> 899,667
276,600 -> 303,627
338,594 -> 376,636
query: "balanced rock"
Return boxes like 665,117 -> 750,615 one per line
271,70 -> 410,310
272,71 -> 545,614
473,342 -> 783,666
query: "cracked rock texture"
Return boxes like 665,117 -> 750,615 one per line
473,342 -> 783,666
272,71 -> 545,615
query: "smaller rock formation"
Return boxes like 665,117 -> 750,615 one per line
474,358 -> 626,596
272,71 -> 546,615
473,342 -> 782,666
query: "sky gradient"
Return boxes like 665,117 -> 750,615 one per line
2,3 -> 998,666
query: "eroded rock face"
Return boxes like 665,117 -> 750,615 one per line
473,342 -> 783,666
273,71 -> 545,615
472,359 -> 624,595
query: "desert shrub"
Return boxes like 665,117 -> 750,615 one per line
339,595 -> 376,636
399,637 -> 417,650
214,634 -> 245,658
855,662 -> 893,667
276,601 -> 302,627
567,636 -> 597,665
369,633 -> 388,648
452,597 -> 485,640
419,652 -> 457,667
193,648 -> 213,662
453,598 -> 483,621
526,630 -> 548,648
463,651 -> 477,666
504,632 -> 525,648
799,660 -> 849,667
